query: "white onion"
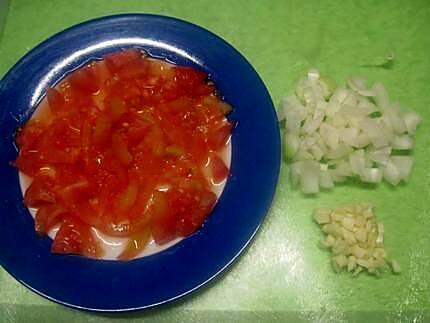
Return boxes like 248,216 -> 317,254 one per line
299,160 -> 320,194
319,123 -> 339,150
391,135 -> 414,150
284,133 -> 300,160
372,82 -> 389,108
360,168 -> 382,184
339,127 -> 359,146
349,150 -> 365,175
391,156 -> 413,181
403,112 -> 421,135
368,147 -> 391,166
282,69 -> 421,193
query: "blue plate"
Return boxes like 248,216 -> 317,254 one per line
0,14 -> 280,311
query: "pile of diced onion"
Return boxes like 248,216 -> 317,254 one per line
278,69 -> 421,194
314,204 -> 401,275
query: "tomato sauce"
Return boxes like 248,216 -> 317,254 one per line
14,49 -> 232,260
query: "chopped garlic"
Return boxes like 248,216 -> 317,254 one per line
314,203 -> 399,276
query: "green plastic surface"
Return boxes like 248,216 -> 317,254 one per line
1,0 -> 430,322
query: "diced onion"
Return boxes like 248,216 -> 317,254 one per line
391,156 -> 414,181
403,112 -> 421,135
281,69 -> 421,193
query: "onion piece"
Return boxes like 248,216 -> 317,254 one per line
284,133 -> 300,160
403,112 -> 421,135
283,69 -> 421,193
391,156 -> 413,181
391,135 -> 414,150
360,168 -> 382,184
372,82 -> 389,108
299,160 -> 320,194
368,147 -> 391,166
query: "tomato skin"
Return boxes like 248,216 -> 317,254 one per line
35,204 -> 67,235
175,66 -> 208,97
51,217 -> 103,258
104,49 -> 142,73
14,151 -> 44,176
207,123 -> 233,151
176,189 -> 217,237
16,121 -> 44,151
46,88 -> 65,113
56,179 -> 95,208
68,65 -> 99,94
208,154 -> 229,184
117,228 -> 151,260
24,178 -> 56,208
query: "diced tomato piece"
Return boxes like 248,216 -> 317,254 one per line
115,183 -> 138,212
126,120 -> 151,145
71,200 -> 103,229
175,66 -> 208,85
175,66 -> 208,97
16,121 -> 45,151
116,59 -> 147,79
176,189 -> 217,237
92,114 -> 112,145
80,119 -> 92,151
35,204 -> 68,235
68,65 -> 99,94
44,147 -> 80,164
14,151 -> 43,176
196,83 -> 216,96
207,123 -> 232,151
150,191 -> 178,244
111,133 -> 132,166
105,96 -> 127,123
56,179 -> 94,207
46,88 -> 65,113
24,178 -> 56,207
104,49 -> 142,73
50,118 -> 81,149
208,154 -> 229,184
117,228 -> 151,260
51,217 -> 103,258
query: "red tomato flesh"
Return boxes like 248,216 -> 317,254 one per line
14,48 -> 232,259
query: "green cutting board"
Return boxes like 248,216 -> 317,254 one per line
1,0 -> 429,322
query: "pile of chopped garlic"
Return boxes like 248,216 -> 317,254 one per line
314,203 -> 401,275
279,69 -> 421,194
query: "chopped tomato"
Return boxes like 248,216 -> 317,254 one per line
14,151 -> 44,176
68,65 -> 99,94
105,96 -> 127,123
14,48 -> 233,259
92,114 -> 112,145
51,217 -> 103,258
56,179 -> 94,207
208,123 -> 233,151
111,133 -> 132,166
46,88 -> 65,113
35,204 -> 67,235
15,121 -> 44,151
104,48 -> 142,73
208,154 -> 229,184
176,189 -> 217,237
24,178 -> 56,207
175,66 -> 208,97
117,228 -> 151,260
